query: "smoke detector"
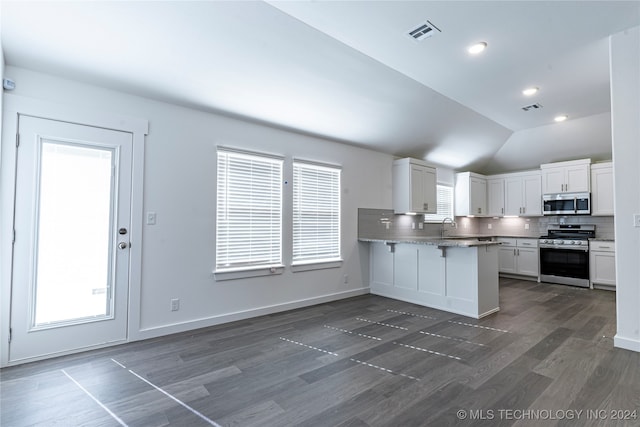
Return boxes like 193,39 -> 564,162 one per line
407,21 -> 441,41
521,103 -> 543,112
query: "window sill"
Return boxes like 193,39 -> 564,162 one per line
214,265 -> 285,281
291,259 -> 343,272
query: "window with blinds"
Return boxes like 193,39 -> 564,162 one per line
216,149 -> 283,271
424,184 -> 454,223
292,161 -> 341,265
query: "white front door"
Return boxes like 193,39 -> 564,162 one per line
9,115 -> 133,364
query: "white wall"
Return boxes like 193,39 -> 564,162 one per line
0,66 -> 394,343
611,26 -> 640,352
483,112 -> 613,174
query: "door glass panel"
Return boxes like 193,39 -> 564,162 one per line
33,141 -> 115,327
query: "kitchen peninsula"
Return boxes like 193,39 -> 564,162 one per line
361,237 -> 501,319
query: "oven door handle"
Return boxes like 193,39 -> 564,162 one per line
539,246 -> 589,252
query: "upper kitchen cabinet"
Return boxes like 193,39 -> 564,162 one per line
540,158 -> 591,194
591,162 -> 614,216
455,172 -> 487,216
393,158 -> 437,214
504,171 -> 542,216
487,177 -> 505,216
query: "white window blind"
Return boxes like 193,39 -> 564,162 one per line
216,149 -> 283,271
424,184 -> 454,223
292,161 -> 341,264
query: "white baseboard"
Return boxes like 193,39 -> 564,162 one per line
134,287 -> 370,341
614,334 -> 640,353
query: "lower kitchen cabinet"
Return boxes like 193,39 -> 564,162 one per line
497,238 -> 539,279
590,241 -> 616,290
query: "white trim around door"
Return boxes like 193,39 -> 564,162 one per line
0,94 -> 148,366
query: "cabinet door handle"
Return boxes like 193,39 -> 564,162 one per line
513,248 -> 516,256
522,207 -> 526,214
517,249 -> 520,256
501,207 -> 504,214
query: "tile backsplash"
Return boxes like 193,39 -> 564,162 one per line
358,208 -> 615,240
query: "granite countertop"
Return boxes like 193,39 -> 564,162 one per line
361,236 -> 614,245
358,237 -> 502,248
450,234 -> 540,239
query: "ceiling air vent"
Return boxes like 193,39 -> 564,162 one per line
407,21 -> 441,41
521,103 -> 543,112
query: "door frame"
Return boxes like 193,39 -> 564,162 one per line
1,94 -> 148,367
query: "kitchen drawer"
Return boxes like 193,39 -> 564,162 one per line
497,238 -> 517,247
590,241 -> 615,252
516,238 -> 538,248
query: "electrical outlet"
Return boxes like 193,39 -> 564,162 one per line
524,223 -> 530,230
488,223 -> 492,229
418,222 -> 424,230
634,214 -> 640,227
343,274 -> 349,284
170,298 -> 180,311
412,222 -> 415,230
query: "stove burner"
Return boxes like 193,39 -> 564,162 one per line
538,224 -> 595,250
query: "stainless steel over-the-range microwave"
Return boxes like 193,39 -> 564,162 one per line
543,192 -> 591,215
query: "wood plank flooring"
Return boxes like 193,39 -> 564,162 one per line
2,279 -> 639,426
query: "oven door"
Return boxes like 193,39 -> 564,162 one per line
539,247 -> 590,287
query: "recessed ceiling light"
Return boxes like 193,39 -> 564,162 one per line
554,115 -> 568,122
522,87 -> 539,96
468,42 -> 487,54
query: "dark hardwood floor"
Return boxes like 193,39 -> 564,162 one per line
2,279 -> 639,426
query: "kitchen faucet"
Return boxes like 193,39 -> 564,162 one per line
441,217 -> 456,239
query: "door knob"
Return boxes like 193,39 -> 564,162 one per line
118,242 -> 128,249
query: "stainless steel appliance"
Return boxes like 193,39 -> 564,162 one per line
543,192 -> 590,215
539,224 -> 595,287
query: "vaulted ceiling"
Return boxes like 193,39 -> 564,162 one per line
2,1 -> 639,173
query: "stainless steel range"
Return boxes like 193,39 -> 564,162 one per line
539,224 -> 595,288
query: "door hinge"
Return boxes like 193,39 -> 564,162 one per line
8,328 -> 12,344
12,229 -> 16,245
16,133 -> 20,147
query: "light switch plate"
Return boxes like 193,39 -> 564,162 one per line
146,212 -> 157,225
634,214 -> 640,227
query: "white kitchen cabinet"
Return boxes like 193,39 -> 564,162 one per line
498,244 -> 517,274
455,172 -> 487,216
591,162 -> 614,216
504,172 -> 542,216
497,238 -> 539,279
487,178 -> 505,216
393,158 -> 437,214
540,159 -> 591,194
590,240 -> 615,290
